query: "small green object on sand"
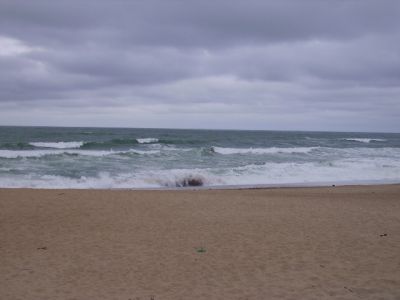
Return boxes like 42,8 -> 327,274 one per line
195,247 -> 206,253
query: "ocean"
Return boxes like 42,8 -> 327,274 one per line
0,126 -> 399,189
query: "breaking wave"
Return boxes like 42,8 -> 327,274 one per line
211,146 -> 318,155
0,170 -> 222,189
1,157 -> 399,189
136,138 -> 159,144
344,138 -> 386,143
79,139 -> 138,149
29,141 -> 84,149
0,142 -> 35,150
23,137 -> 201,150
60,138 -> 159,149
0,149 -> 160,159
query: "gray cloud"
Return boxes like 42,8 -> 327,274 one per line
0,0 -> 399,131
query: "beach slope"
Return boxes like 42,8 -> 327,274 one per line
1,185 -> 400,299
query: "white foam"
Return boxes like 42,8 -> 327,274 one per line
128,149 -> 160,155
136,138 -> 159,144
1,146 -> 400,189
29,141 -> 84,149
220,159 -> 400,186
0,170 -> 221,189
212,146 -> 317,155
1,156 -> 399,189
344,138 -> 386,143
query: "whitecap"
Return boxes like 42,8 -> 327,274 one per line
344,138 -> 386,143
212,146 -> 317,155
29,141 -> 84,149
127,149 -> 160,155
136,138 -> 159,144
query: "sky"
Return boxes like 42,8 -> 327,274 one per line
0,0 -> 399,132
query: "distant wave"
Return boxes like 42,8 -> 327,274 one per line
75,138 -> 158,149
79,139 -> 138,149
138,137 -> 199,145
25,137 -> 197,150
344,138 -> 386,143
0,149 -> 160,159
118,149 -> 161,156
136,138 -> 159,144
29,141 -> 84,149
0,142 -> 34,150
211,146 -> 318,155
2,146 -> 398,159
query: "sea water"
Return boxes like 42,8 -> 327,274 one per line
0,126 -> 399,188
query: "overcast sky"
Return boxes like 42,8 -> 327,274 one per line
0,0 -> 399,132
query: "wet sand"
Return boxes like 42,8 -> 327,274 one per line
1,185 -> 400,299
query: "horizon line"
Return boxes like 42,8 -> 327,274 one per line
0,124 -> 399,134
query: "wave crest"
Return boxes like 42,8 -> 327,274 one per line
344,138 -> 386,143
0,149 -> 160,158
137,138 -> 159,144
80,139 -> 138,149
29,141 -> 84,149
211,146 -> 317,155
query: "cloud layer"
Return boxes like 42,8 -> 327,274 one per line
1,0 -> 399,131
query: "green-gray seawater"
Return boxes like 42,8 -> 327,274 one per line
0,126 -> 399,188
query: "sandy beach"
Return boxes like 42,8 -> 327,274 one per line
1,185 -> 400,300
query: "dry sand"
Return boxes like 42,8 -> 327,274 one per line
1,185 -> 400,300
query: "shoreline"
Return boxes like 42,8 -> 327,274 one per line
1,184 -> 400,299
1,180 -> 399,191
